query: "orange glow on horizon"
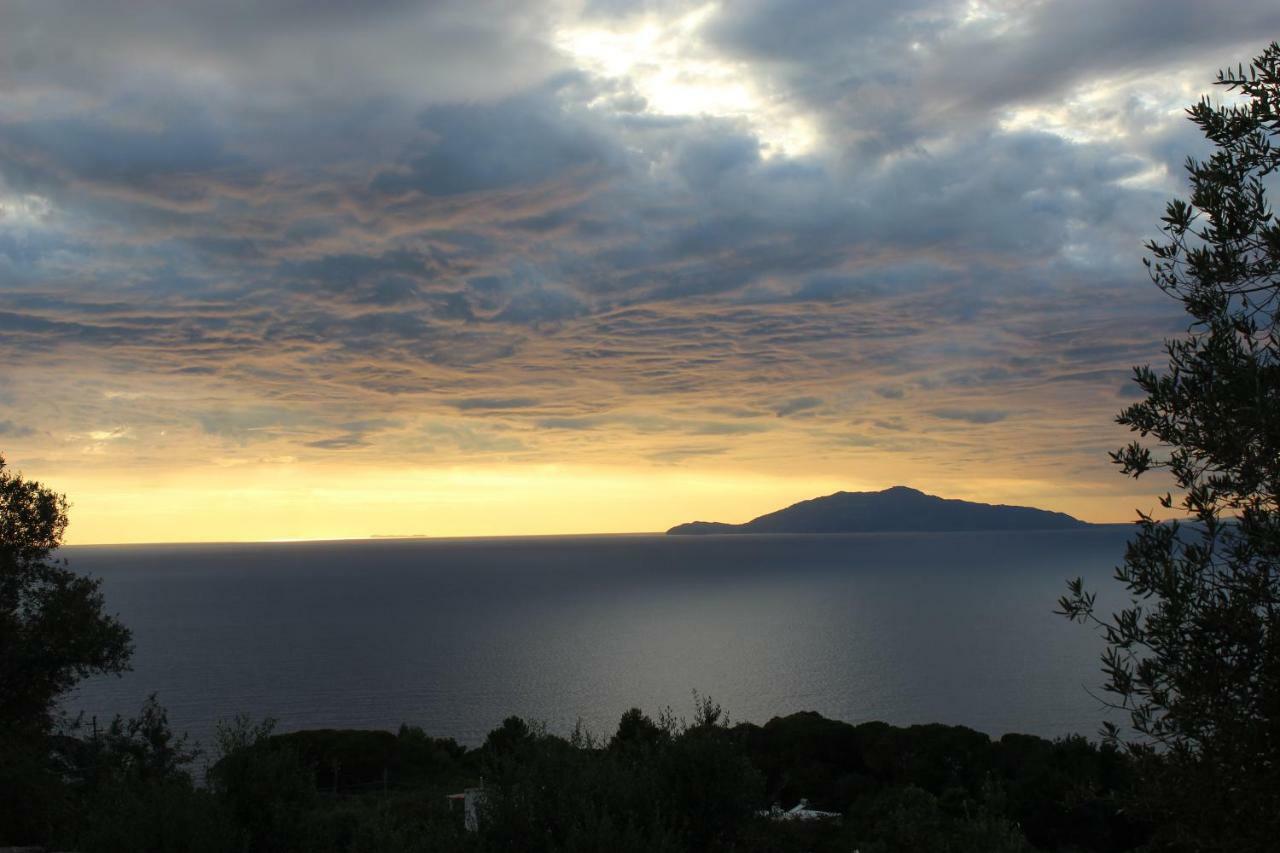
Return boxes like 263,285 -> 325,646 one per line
36,460 -> 1156,546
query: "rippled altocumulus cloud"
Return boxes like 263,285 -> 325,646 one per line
2,0 -> 1277,516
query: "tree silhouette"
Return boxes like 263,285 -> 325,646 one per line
1059,42 -> 1280,851
1,453 -> 133,734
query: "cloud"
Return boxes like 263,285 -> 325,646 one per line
707,0 -> 1280,154
0,0 -> 568,107
304,434 -> 370,450
929,408 -> 1011,425
0,419 -> 35,438
448,397 -> 543,412
773,396 -> 823,417
646,445 -> 730,464
371,86 -> 614,198
0,110 -> 257,211
420,421 -> 528,454
0,0 -> 1266,511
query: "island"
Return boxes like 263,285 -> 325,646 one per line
667,485 -> 1089,534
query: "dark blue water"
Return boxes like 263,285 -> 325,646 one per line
64,529 -> 1131,749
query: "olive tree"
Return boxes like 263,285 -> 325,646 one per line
0,453 -> 133,735
1059,42 -> 1280,851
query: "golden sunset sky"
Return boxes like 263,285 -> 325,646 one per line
4,1 -> 1277,543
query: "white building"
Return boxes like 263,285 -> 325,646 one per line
758,798 -> 843,822
445,786 -> 486,832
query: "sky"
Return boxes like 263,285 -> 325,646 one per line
3,1 -> 1278,544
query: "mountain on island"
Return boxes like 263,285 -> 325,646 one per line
666,486 -> 1089,534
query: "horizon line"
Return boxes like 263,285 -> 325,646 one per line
61,523 -> 1138,548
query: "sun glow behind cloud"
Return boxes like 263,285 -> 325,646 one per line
0,189 -> 54,229
554,2 -> 819,156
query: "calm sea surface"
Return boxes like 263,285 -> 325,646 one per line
64,529 -> 1132,749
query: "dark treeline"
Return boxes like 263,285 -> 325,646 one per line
6,694 -> 1144,853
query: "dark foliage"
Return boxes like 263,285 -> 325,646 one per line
1059,41 -> 1280,852
0,454 -> 133,734
5,697 -> 1145,853
0,453 -> 134,844
61,698 -> 232,853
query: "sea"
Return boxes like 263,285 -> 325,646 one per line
63,528 -> 1133,751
